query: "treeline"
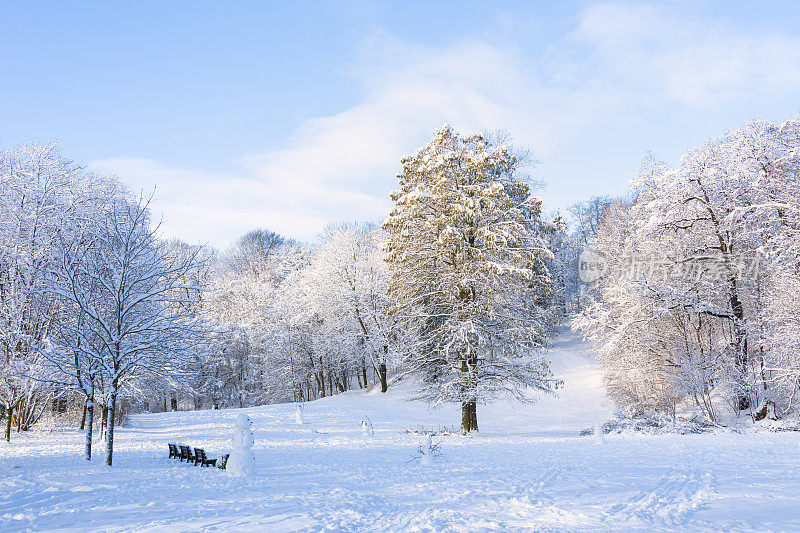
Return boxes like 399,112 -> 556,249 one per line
0,144 -> 402,462
2,126 -> 576,459
10,115 -> 794,462
199,223 -> 395,408
574,116 -> 800,424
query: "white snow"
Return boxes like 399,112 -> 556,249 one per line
2,333 -> 800,531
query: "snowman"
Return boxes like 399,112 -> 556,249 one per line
226,414 -> 255,476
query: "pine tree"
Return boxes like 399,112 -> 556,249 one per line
384,126 -> 559,433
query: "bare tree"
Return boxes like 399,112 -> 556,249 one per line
575,116 -> 800,422
46,197 -> 208,465
0,143 -> 113,441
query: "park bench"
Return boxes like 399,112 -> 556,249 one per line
193,447 -> 217,467
178,444 -> 195,463
169,443 -> 226,469
169,443 -> 225,467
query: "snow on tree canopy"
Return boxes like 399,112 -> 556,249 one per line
383,126 -> 560,434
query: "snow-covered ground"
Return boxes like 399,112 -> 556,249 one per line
2,334 -> 800,532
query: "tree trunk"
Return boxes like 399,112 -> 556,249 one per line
79,402 -> 87,430
315,355 -> 326,398
84,398 -> 94,461
4,405 -> 12,442
461,400 -> 478,433
379,362 -> 388,393
461,401 -> 472,433
700,188 -> 750,412
16,399 -> 23,433
730,284 -> 750,411
105,381 -> 118,466
361,358 -> 368,389
380,346 -> 390,393
101,404 -> 108,441
170,395 -> 177,411
469,401 -> 478,431
754,400 -> 777,421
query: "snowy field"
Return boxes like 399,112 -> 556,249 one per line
2,335 -> 800,532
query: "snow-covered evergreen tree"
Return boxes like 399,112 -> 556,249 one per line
384,126 -> 559,433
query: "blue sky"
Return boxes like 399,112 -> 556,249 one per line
2,1 -> 800,247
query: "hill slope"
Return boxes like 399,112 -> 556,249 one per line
1,334 -> 800,531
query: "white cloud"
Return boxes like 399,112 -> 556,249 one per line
561,3 -> 800,108
91,3 -> 800,248
90,157 -> 385,248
